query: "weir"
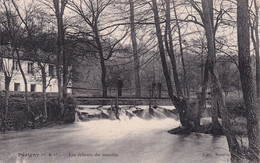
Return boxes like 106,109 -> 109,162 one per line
75,105 -> 178,122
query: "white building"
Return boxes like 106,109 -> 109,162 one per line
0,55 -> 72,93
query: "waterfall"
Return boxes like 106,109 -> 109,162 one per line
75,112 -> 82,122
75,105 -> 177,122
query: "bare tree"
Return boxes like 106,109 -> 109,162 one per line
151,0 -> 196,129
201,0 -> 242,161
129,0 -> 141,97
187,0 -> 232,129
0,45 -> 15,131
172,0 -> 189,98
53,0 -> 67,114
250,0 -> 260,99
69,0 -> 128,97
44,0 -> 68,115
0,0 -> 30,113
10,0 -> 53,119
165,0 -> 183,98
238,0 -> 259,161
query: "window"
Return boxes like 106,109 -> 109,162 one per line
14,83 -> 20,91
49,64 -> 54,76
28,62 -> 34,74
0,59 -> 3,70
13,61 -> 19,70
49,85 -> 52,92
31,84 -> 36,92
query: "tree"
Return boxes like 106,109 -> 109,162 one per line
237,0 -> 259,161
187,0 -> 236,130
201,0 -> 242,161
185,0 -> 242,161
69,0 -> 128,97
10,0 -> 53,119
0,0 -> 30,114
129,0 -> 141,97
52,0 -> 68,115
184,0 -> 212,127
250,0 -> 260,99
151,0 -> 195,128
0,44 -> 15,131
40,0 -> 69,115
172,0 -> 189,98
165,0 -> 183,98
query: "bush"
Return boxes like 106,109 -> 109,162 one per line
0,92 -> 78,131
226,99 -> 246,117
63,96 -> 77,123
46,98 -> 60,120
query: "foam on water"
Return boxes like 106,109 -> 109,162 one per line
75,117 -> 180,140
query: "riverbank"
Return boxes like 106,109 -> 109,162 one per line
0,119 -> 71,134
0,93 -> 76,132
168,116 -> 247,136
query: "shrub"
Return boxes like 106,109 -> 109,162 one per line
63,96 -> 77,123
226,99 -> 246,117
46,98 -> 60,120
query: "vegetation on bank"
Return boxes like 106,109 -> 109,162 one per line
0,92 -> 76,132
168,99 -> 247,135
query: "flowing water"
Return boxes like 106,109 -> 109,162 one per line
1,106 -> 230,163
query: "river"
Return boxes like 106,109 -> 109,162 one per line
1,112 -> 230,163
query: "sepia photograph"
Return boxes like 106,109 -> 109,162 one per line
0,0 -> 260,162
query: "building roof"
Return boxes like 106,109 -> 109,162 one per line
0,44 -> 56,64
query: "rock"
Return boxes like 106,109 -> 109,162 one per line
200,117 -> 222,126
168,126 -> 193,135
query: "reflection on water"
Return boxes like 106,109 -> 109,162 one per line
0,117 -> 230,163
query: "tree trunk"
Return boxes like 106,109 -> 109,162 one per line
211,72 -> 241,162
62,50 -> 68,100
43,83 -> 47,119
129,0 -> 141,98
56,46 -> 63,115
172,0 -> 189,98
196,58 -> 209,126
204,0 -> 221,128
15,50 -> 29,113
54,0 -> 62,115
94,25 -> 107,97
165,0 -> 183,98
100,57 -> 107,98
210,85 -> 221,126
151,0 -> 177,105
151,0 -> 192,128
62,14 -> 68,100
251,0 -> 260,99
201,0 -> 241,161
196,42 -> 208,126
40,63 -> 48,119
2,75 -> 11,130
53,0 -> 66,116
237,0 -> 259,161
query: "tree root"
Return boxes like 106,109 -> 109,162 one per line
168,123 -> 224,135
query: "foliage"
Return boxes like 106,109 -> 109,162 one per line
63,96 -> 77,123
226,99 -> 246,118
0,92 -> 77,131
